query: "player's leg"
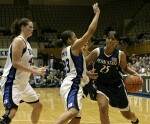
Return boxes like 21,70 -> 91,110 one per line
97,92 -> 110,124
0,81 -> 19,124
67,117 -> 81,124
0,107 -> 18,124
55,82 -> 82,124
96,83 -> 113,124
55,108 -> 79,124
67,87 -> 83,124
120,110 -> 139,124
23,84 -> 42,124
113,82 -> 139,123
67,109 -> 81,124
119,94 -> 139,124
29,101 -> 43,124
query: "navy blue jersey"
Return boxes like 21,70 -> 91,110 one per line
94,47 -> 122,85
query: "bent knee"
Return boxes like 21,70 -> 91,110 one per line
31,102 -> 43,110
99,104 -> 109,113
69,108 -> 79,117
36,102 -> 43,109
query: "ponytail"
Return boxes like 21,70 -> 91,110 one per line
54,39 -> 64,48
10,18 -> 32,38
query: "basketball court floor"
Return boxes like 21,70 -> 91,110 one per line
0,88 -> 149,124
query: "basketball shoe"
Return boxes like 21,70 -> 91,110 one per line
131,118 -> 139,124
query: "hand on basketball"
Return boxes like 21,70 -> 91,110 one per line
133,74 -> 143,85
125,75 -> 143,93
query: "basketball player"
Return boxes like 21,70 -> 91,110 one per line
86,28 -> 140,124
0,18 -> 45,124
54,3 -> 100,124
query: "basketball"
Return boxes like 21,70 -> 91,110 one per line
124,75 -> 143,93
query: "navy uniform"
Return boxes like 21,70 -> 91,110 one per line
94,47 -> 129,111
60,46 -> 89,117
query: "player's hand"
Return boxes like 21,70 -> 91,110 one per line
32,66 -> 38,69
93,3 -> 100,15
34,67 -> 46,76
133,74 -> 143,85
86,70 -> 98,79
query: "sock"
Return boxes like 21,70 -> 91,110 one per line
0,117 -> 11,124
131,118 -> 139,123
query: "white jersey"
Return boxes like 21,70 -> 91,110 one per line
60,46 -> 89,115
1,35 -> 33,88
61,46 -> 89,87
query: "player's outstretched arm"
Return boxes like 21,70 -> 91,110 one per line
72,3 -> 100,53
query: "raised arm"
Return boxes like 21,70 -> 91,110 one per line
72,3 -> 100,55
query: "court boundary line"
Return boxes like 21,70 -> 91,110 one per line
12,120 -> 131,124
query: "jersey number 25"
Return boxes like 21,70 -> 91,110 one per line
100,65 -> 110,73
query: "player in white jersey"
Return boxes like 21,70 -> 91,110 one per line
54,3 -> 100,124
0,18 -> 45,124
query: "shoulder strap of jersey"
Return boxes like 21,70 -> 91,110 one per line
118,50 -> 121,65
17,36 -> 27,55
95,47 -> 101,58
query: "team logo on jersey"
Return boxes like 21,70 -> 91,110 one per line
4,99 -> 8,104
68,103 -> 73,108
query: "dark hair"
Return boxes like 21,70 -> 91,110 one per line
11,18 -> 32,38
107,31 -> 120,41
105,26 -> 114,35
61,30 -> 74,45
105,27 -> 120,41
54,39 -> 64,48
55,30 -> 74,48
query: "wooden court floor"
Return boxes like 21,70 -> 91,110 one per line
0,88 -> 149,124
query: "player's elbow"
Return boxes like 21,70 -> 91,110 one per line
122,65 -> 127,72
12,61 -> 20,68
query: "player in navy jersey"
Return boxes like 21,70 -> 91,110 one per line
54,3 -> 100,124
86,29 -> 141,124
0,18 -> 45,124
